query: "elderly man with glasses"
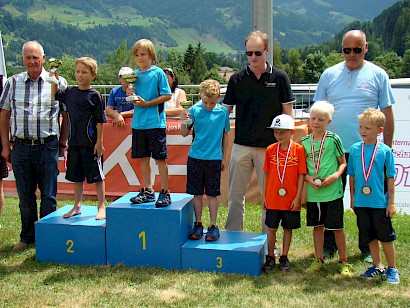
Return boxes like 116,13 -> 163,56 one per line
313,29 -> 395,263
223,30 -> 295,234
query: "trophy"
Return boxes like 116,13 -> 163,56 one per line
46,58 -> 62,84
180,101 -> 193,125
122,72 -> 139,102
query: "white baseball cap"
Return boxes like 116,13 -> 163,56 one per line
267,114 -> 295,130
118,67 -> 133,77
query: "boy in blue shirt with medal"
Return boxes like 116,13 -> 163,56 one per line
300,101 -> 352,277
181,79 -> 230,241
347,108 -> 399,284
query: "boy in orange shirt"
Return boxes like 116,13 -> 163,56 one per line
262,114 -> 307,271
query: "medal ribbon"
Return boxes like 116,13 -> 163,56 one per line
277,141 -> 292,187
310,131 -> 327,177
361,140 -> 379,183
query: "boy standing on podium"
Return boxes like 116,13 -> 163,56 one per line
262,114 -> 307,272
181,79 -> 230,241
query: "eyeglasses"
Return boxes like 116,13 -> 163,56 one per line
245,49 -> 265,57
342,47 -> 364,54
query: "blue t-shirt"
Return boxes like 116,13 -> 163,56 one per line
347,141 -> 396,209
131,65 -> 172,130
56,86 -> 106,147
107,86 -> 134,112
188,102 -> 231,160
313,61 -> 395,151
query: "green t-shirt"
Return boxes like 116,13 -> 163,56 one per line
301,131 -> 345,202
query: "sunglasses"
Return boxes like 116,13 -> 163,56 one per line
245,49 -> 265,57
342,47 -> 364,54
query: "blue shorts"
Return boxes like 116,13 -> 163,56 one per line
131,128 -> 167,160
306,198 -> 344,230
355,207 -> 397,243
186,156 -> 221,197
265,210 -> 301,230
66,146 -> 104,184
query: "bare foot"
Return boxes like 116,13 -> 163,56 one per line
95,206 -> 106,220
63,207 -> 82,219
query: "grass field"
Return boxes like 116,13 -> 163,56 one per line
0,198 -> 409,307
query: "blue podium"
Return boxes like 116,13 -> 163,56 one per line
181,231 -> 267,276
106,192 -> 194,269
35,205 -> 106,265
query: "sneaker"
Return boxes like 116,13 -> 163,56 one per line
305,258 -> 324,273
386,267 -> 400,284
262,255 -> 276,272
360,265 -> 385,279
130,188 -> 155,204
205,225 -> 220,242
362,253 -> 373,263
189,222 -> 203,240
338,262 -> 353,277
155,189 -> 171,208
279,256 -> 290,271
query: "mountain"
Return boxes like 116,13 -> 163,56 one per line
0,0 -> 404,65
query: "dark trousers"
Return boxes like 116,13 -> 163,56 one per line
11,138 -> 59,243
324,153 -> 370,255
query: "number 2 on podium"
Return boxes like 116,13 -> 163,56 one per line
138,231 -> 146,250
66,240 -> 74,253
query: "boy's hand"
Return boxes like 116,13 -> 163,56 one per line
94,143 -> 105,158
180,109 -> 190,121
386,203 -> 397,218
350,200 -> 355,212
112,113 -> 125,127
305,174 -> 321,190
290,199 -> 300,211
320,173 -> 338,188
262,197 -> 268,210
132,96 -> 145,107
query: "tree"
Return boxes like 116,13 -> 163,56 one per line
203,65 -> 228,85
272,39 -> 284,69
372,51 -> 403,79
326,51 -> 344,68
402,49 -> 410,77
191,53 -> 207,84
302,51 -> 327,83
284,49 -> 303,83
183,44 -> 195,74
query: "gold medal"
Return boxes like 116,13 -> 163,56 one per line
362,185 -> 372,195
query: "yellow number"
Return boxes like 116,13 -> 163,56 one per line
138,231 -> 146,250
216,257 -> 223,268
66,240 -> 74,253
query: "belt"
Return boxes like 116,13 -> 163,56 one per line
14,135 -> 57,146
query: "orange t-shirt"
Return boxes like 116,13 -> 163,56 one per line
263,142 -> 307,210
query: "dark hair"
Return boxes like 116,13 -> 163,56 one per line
163,68 -> 179,93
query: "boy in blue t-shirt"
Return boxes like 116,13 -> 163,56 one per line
126,39 -> 172,207
347,108 -> 399,284
181,79 -> 230,241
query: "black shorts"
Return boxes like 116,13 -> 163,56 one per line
306,197 -> 344,230
265,210 -> 301,230
355,207 -> 397,243
66,146 -> 104,184
186,156 -> 221,197
131,128 -> 168,160
0,140 -> 8,179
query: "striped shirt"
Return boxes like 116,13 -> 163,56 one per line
0,68 -> 67,140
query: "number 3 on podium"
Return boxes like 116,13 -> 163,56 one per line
216,256 -> 223,268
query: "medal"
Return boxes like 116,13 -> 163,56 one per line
361,140 -> 379,196
276,141 -> 292,197
278,188 -> 287,196
313,178 -> 322,185
361,185 -> 372,195
310,131 -> 327,182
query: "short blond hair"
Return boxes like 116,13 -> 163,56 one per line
245,30 -> 269,49
75,57 -> 98,75
199,79 -> 220,99
309,100 -> 334,120
131,39 -> 157,64
358,108 -> 386,128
